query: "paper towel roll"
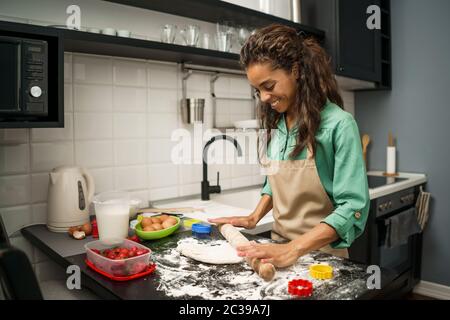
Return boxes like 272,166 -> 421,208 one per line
386,146 -> 396,174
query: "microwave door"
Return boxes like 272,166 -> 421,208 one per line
0,37 -> 21,113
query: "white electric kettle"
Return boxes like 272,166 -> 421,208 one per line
47,166 -> 95,232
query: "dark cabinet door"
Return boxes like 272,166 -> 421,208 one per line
336,0 -> 381,82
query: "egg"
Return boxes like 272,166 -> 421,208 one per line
143,225 -> 155,232
141,217 -> 153,228
81,222 -> 92,236
151,217 -> 161,224
162,219 -> 175,229
152,223 -> 163,230
166,216 -> 178,225
159,214 -> 169,222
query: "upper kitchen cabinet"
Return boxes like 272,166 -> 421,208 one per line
301,0 -> 391,90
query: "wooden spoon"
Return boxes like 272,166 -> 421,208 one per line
361,134 -> 371,168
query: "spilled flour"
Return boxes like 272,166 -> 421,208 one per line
152,237 -> 369,300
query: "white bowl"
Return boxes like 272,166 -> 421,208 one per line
129,198 -> 142,219
102,28 -> 116,36
117,29 -> 130,37
88,27 -> 101,34
234,119 -> 259,129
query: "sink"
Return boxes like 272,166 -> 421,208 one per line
210,188 -> 263,210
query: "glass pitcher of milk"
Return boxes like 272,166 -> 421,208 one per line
93,191 -> 130,243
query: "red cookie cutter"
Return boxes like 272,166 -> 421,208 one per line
288,279 -> 313,297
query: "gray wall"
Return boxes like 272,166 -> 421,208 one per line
355,0 -> 450,286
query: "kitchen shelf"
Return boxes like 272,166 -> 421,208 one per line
63,28 -> 242,70
104,0 -> 325,40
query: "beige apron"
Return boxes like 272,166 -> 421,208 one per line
264,146 -> 348,258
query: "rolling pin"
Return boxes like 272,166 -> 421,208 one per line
218,224 -> 276,282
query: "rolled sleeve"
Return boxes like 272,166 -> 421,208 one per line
261,176 -> 273,197
322,116 -> 370,249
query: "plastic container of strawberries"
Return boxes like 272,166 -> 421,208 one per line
85,238 -> 151,277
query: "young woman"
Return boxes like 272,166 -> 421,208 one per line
209,24 -> 370,268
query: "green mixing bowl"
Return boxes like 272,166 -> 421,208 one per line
135,216 -> 181,240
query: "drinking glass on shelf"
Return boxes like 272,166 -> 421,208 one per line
180,25 -> 200,47
215,31 -> 233,52
160,24 -> 177,43
237,27 -> 250,46
202,33 -> 212,49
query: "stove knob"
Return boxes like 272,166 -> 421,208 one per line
30,86 -> 42,98
388,201 -> 392,209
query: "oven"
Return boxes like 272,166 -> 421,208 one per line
349,176 -> 423,297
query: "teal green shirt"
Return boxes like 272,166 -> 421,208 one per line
261,101 -> 370,249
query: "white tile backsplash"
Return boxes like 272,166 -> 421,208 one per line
113,58 -> 147,87
179,163 -> 202,185
148,138 -> 176,163
74,113 -> 113,140
148,88 -> 178,113
147,113 -> 178,138
149,186 -> 178,202
64,53 -> 72,83
113,86 -> 147,112
31,142 -> 74,172
32,203 -> 47,224
31,173 -> 49,203
73,84 -> 113,112
64,84 -> 73,112
0,144 -> 29,175
229,77 -> 253,98
148,163 -> 179,188
148,63 -> 178,89
73,55 -> 113,84
0,129 -> 28,144
88,167 -> 114,194
75,140 -> 113,168
114,139 -> 146,166
113,113 -> 146,138
114,165 -> 148,190
231,176 -> 254,189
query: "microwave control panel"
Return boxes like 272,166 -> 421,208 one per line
22,39 -> 48,114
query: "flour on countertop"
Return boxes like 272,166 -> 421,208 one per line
152,237 -> 369,300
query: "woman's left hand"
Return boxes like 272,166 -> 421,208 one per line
236,241 -> 302,268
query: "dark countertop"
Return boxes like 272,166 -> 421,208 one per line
22,224 -> 396,300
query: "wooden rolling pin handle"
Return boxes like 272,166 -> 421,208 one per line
218,224 -> 276,282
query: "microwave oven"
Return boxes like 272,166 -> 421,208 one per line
0,35 -> 48,118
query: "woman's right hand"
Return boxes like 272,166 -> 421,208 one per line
207,214 -> 257,229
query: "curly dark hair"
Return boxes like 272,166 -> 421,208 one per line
240,24 -> 343,158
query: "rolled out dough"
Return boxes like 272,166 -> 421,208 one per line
177,241 -> 243,264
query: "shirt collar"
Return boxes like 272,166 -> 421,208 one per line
276,99 -> 332,134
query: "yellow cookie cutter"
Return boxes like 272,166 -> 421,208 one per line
309,264 -> 333,280
183,219 -> 202,229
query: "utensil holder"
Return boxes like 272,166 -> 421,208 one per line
181,98 -> 205,124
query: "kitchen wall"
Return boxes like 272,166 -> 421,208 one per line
0,0 -> 355,286
355,0 -> 450,287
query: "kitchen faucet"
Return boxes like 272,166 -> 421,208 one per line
202,135 -> 243,201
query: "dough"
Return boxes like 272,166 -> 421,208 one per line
177,241 -> 243,264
